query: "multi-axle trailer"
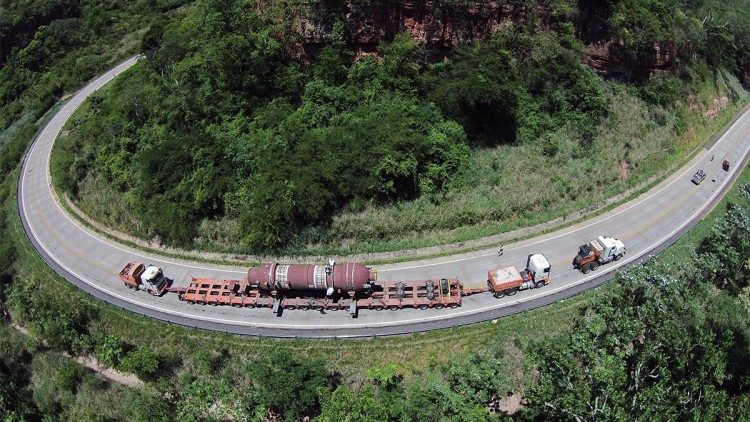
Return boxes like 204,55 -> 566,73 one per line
119,254 -> 552,317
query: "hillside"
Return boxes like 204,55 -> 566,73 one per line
45,0 -> 750,256
1,1 -> 750,420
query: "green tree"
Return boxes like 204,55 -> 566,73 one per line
442,353 -> 512,405
119,346 -> 160,379
522,263 -> 746,420
248,349 -> 330,421
127,388 -> 173,422
178,377 -> 260,421
402,375 -> 489,421
422,42 -> 523,145
316,386 -> 388,422
695,203 -> 750,293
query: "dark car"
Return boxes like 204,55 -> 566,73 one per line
691,169 -> 706,184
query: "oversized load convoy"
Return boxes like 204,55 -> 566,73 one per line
572,236 -> 626,273
120,260 -> 461,317
118,251 -> 564,316
487,253 -> 551,298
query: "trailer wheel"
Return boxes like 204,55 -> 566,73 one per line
435,304 -> 444,310
186,300 -> 195,305
449,303 -> 459,309
507,288 -> 518,296
389,305 -> 399,311
232,304 -> 242,308
330,306 -> 339,311
581,264 -> 591,274
246,304 -> 256,309
419,304 -> 429,310
198,301 -> 207,305
591,262 -> 600,271
374,306 -> 384,311
299,305 -> 310,311
493,291 -> 506,299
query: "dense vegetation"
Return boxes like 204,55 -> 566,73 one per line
1,0 -> 750,421
51,0 -> 750,254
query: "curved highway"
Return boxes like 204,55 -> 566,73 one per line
18,57 -> 750,337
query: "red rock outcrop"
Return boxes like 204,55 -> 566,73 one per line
293,1 -> 673,78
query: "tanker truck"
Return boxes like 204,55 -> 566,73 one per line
119,262 -> 170,296
572,236 -> 626,273
487,253 -> 551,298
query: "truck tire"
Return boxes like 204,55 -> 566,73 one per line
535,281 -> 545,289
591,262 -> 600,271
449,303 -> 459,309
614,253 -> 623,261
581,264 -> 591,274
419,304 -> 429,310
507,288 -> 518,296
494,291 -> 506,299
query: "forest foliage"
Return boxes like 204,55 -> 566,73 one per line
47,0 -> 750,252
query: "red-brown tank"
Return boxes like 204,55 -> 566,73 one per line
246,261 -> 376,293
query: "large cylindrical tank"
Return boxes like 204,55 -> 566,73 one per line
246,261 -> 376,293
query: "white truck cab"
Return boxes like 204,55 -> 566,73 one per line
591,236 -> 626,264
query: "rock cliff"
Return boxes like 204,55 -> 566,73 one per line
293,0 -> 673,79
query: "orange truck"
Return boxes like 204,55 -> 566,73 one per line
487,254 -> 551,298
572,236 -> 626,273
119,262 -> 170,296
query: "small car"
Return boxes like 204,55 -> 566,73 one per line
722,160 -> 730,171
691,169 -> 706,184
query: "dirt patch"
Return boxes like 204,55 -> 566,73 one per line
70,354 -> 144,388
490,392 -> 526,415
618,161 -> 630,181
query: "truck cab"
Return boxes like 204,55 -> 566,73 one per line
525,253 -> 551,284
487,253 -> 551,298
592,236 -> 626,264
119,262 -> 169,296
140,265 -> 169,296
573,236 -> 626,273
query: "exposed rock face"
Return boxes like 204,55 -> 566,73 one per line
294,0 -> 674,79
298,1 -> 530,55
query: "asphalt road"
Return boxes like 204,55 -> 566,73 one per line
17,57 -> 750,338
